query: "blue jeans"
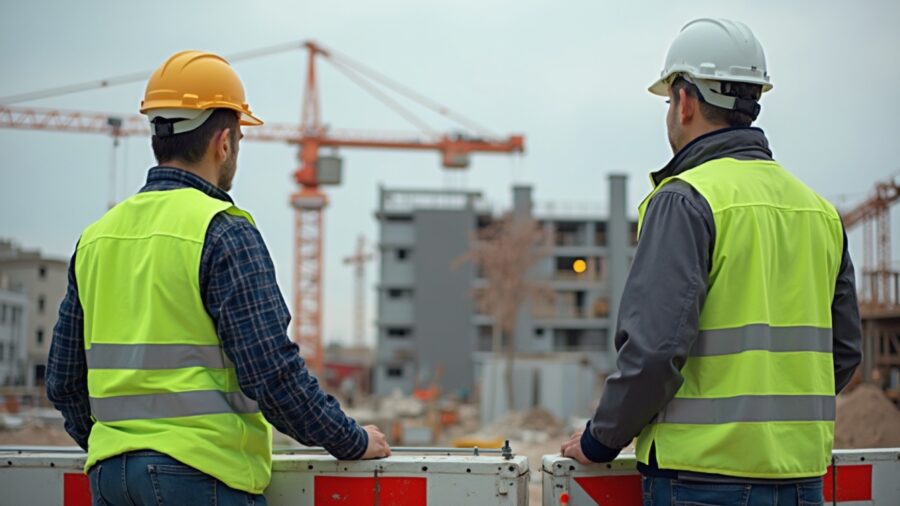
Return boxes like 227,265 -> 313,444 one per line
88,451 -> 267,506
642,475 -> 824,506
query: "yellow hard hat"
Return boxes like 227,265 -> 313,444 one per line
140,50 -> 262,135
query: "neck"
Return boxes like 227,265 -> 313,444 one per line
675,122 -> 727,153
162,160 -> 220,190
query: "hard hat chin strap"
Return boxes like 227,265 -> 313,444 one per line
681,75 -> 761,121
149,109 -> 215,137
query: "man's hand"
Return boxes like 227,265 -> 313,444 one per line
560,428 -> 593,465
361,425 -> 392,459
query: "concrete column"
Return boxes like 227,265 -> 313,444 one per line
606,174 -> 629,364
511,185 -> 535,353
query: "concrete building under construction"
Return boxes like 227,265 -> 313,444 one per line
373,175 -> 636,397
0,240 -> 67,387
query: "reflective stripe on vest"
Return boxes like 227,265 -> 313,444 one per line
76,188 -> 272,494
86,343 -> 230,369
90,390 -> 259,422
690,325 -> 832,357
657,395 -> 835,424
634,158 -> 844,479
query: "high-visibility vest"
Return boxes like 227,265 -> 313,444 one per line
76,187 -> 272,494
634,158 -> 844,479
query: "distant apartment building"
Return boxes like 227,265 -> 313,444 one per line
373,175 -> 636,396
0,277 -> 29,386
0,240 -> 68,387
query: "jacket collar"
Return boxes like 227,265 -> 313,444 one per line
652,127 -> 773,186
142,166 -> 233,204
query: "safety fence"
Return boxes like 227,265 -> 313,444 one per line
543,449 -> 900,505
0,446 -> 529,505
3,446 -> 899,505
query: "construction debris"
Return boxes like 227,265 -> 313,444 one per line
835,384 -> 900,449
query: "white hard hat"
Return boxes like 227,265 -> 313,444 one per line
649,18 -> 772,115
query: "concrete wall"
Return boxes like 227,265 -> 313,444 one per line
477,354 -> 597,425
412,209 -> 475,397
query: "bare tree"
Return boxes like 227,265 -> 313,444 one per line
457,213 -> 551,412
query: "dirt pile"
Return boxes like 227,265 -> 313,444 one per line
0,420 -> 77,446
834,384 -> 900,449
482,407 -> 565,439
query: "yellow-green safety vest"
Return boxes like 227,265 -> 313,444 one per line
635,158 -> 843,479
76,187 -> 272,494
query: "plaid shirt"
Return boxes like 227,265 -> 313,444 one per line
46,167 -> 367,459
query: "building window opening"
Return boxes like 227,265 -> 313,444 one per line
387,327 -> 410,338
39,266 -> 47,278
387,288 -> 412,300
386,366 -> 404,378
396,249 -> 409,261
36,328 -> 44,345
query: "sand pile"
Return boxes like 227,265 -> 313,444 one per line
0,420 -> 77,446
483,407 -> 564,438
834,384 -> 900,449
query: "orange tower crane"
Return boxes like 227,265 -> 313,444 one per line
840,173 -> 900,310
0,40 -> 525,372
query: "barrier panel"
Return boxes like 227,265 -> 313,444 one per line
0,446 -> 529,505
542,449 -> 900,505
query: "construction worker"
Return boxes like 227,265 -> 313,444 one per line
46,51 -> 390,505
561,19 -> 862,504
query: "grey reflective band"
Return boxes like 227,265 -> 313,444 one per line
658,395 -> 835,425
86,343 -> 229,370
90,390 -> 259,422
690,325 -> 832,357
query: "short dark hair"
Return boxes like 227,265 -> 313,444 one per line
151,108 -> 239,164
671,77 -> 762,128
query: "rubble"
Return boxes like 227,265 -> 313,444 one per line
835,384 -> 900,449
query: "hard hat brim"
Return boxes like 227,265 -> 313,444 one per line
648,78 -> 669,97
239,110 -> 263,126
647,72 -> 773,98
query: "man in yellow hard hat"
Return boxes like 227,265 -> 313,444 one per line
47,50 -> 390,505
561,19 -> 861,504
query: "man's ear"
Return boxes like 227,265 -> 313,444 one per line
678,88 -> 696,125
213,128 -> 231,162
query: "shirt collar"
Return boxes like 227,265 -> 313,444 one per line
142,166 -> 233,203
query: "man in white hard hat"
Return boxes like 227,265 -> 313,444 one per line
561,18 -> 861,504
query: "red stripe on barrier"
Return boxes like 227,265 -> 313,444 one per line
575,475 -> 642,505
823,464 -> 873,502
64,473 -> 91,506
315,476 -> 427,505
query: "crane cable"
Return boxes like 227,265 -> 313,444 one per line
327,58 -> 438,138
324,47 -> 499,138
0,40 -> 307,104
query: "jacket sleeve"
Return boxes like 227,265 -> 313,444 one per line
831,228 -> 862,393
202,216 -> 368,460
46,248 -> 94,450
580,183 -> 713,463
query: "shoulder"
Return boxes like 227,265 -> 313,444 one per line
653,180 -> 713,222
206,212 -> 264,250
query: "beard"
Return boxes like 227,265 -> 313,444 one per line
217,150 -> 238,192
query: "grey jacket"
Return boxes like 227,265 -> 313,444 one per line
583,127 -> 863,463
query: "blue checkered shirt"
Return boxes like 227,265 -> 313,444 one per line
46,167 -> 367,459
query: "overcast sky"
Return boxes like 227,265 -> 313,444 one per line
2,0 -> 898,346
